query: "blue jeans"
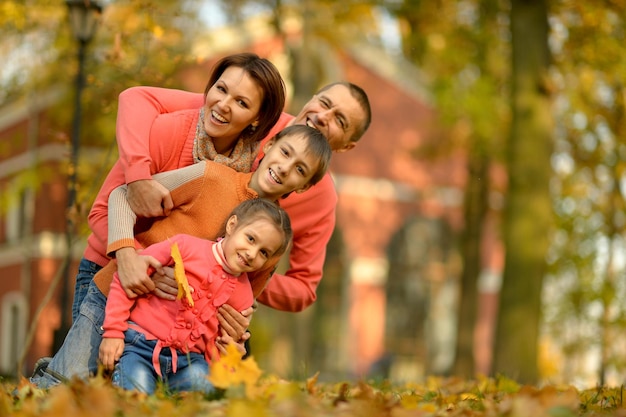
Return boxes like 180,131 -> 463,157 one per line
112,327 -> 214,394
72,258 -> 103,322
30,281 -> 106,388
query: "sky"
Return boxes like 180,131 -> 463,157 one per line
197,1 -> 402,53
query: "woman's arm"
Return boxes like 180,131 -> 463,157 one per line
117,86 -> 204,185
116,87 -> 204,217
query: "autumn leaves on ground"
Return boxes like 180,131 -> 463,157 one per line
3,345 -> 626,417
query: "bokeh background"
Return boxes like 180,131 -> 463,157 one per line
1,0 -> 625,389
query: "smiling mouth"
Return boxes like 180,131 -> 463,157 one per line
269,168 -> 282,184
238,254 -> 249,267
306,118 -> 317,129
211,110 -> 228,124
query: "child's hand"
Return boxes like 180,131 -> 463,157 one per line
99,338 -> 125,370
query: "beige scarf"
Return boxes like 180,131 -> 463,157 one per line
192,108 -> 260,173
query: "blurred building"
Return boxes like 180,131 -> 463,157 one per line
0,89 -> 76,376
0,16 -> 503,380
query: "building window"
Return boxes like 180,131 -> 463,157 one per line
6,185 -> 32,244
1,292 -> 27,376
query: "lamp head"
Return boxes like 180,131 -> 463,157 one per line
66,0 -> 103,43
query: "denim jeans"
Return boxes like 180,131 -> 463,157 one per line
112,327 -> 214,394
72,258 -> 103,323
30,281 -> 106,388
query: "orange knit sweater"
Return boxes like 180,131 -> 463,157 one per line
92,160 -> 274,298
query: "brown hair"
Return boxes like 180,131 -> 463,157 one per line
204,53 -> 286,143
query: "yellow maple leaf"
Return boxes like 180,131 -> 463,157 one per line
171,242 -> 194,307
152,25 -> 164,39
209,343 -> 263,398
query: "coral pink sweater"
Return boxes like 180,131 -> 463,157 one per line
104,234 -> 252,376
85,87 -> 337,311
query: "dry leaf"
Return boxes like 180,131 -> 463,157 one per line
171,242 -> 194,307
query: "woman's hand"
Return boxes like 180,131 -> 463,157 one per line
116,247 -> 162,298
127,179 -> 174,217
99,338 -> 124,371
217,304 -> 254,342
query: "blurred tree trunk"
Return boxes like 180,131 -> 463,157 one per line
452,0 -> 499,378
453,155 -> 489,377
599,85 -> 624,385
285,0 -> 324,113
599,174 -> 616,386
492,0 -> 552,383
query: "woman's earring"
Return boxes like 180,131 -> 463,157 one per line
250,122 -> 258,132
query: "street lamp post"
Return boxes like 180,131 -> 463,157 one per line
54,0 -> 103,351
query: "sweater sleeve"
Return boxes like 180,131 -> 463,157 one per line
116,86 -> 204,185
255,175 -> 337,312
103,240 -> 174,338
102,276 -> 136,339
107,161 -> 207,257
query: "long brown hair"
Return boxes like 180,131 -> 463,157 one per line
204,53 -> 286,143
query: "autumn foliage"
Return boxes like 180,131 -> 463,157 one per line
4,345 -> 626,416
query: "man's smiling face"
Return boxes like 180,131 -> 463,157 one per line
292,84 -> 365,153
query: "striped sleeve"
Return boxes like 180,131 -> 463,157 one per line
107,161 -> 207,257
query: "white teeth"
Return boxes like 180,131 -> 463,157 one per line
211,110 -> 227,123
306,119 -> 316,129
269,168 -> 282,184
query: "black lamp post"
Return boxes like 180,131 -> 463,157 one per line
54,0 -> 103,350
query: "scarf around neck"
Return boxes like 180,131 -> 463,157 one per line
192,108 -> 260,173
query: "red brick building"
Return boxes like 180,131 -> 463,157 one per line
0,22 -> 503,380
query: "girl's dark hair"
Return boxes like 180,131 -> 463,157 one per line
221,199 -> 292,258
204,53 -> 286,143
273,125 -> 332,186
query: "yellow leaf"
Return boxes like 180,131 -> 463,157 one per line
227,398 -> 269,417
153,25 -> 164,39
209,343 -> 263,398
460,392 -> 479,401
305,371 -> 319,394
171,242 -> 194,307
